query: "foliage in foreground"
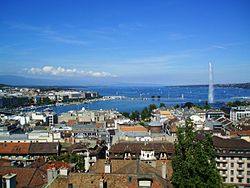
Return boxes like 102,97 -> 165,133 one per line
171,119 -> 223,188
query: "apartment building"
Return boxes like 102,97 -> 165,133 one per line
214,136 -> 250,186
230,106 -> 250,123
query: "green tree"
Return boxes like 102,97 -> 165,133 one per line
42,97 -> 52,105
149,104 -> 157,112
141,107 -> 150,121
171,119 -> 222,188
174,104 -> 180,109
130,110 -> 140,121
204,101 -> 211,110
121,112 -> 130,118
183,102 -> 194,109
159,103 -> 166,108
29,97 -> 34,105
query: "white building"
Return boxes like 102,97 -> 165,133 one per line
190,115 -> 204,130
230,106 -> 250,123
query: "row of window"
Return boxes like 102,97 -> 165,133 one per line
223,177 -> 250,183
217,163 -> 248,168
217,156 -> 250,160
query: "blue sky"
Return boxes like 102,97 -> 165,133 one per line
0,0 -> 249,85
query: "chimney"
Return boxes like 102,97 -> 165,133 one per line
161,162 -> 167,179
99,175 -> 107,188
47,164 -> 58,184
59,167 -> 68,176
136,158 -> 140,176
104,159 -> 112,174
2,173 -> 17,188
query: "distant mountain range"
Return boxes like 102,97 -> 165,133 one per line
0,75 -> 249,88
176,83 -> 250,89
215,83 -> 250,89
0,75 -> 88,86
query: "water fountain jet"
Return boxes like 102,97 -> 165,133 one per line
208,62 -> 214,103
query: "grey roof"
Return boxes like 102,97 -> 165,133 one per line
148,121 -> 161,127
0,134 -> 28,140
115,132 -> 149,137
29,142 -> 59,154
72,124 -> 96,130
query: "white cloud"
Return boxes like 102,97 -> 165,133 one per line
25,66 -> 116,77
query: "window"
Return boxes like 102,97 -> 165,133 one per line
239,157 -> 242,160
231,157 -> 234,160
247,178 -> 250,184
239,164 -> 243,168
128,176 -> 132,183
248,163 -> 250,168
231,170 -> 234,175
239,171 -> 242,175
239,178 -> 242,183
222,171 -> 226,174
247,171 -> 250,175
231,163 -> 234,168
223,177 -> 226,182
231,178 -> 234,182
223,163 -> 226,167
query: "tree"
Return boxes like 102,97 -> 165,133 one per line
149,104 -> 157,112
121,112 -> 130,118
171,119 -> 222,188
204,101 -> 211,110
130,110 -> 140,121
42,97 -> 52,105
174,104 -> 180,109
141,107 -> 150,121
159,103 -> 166,108
183,102 -> 194,109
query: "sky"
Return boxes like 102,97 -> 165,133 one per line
0,0 -> 249,86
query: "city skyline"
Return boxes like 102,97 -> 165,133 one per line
0,0 -> 250,86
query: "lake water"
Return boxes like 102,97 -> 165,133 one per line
39,86 -> 250,114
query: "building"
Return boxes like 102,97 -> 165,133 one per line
206,110 -> 225,120
213,136 -> 250,186
71,124 -> 110,144
147,121 -> 162,133
230,106 -> 250,123
48,159 -> 173,188
109,141 -> 174,167
0,96 -> 29,108
0,142 -> 60,166
46,112 -> 58,126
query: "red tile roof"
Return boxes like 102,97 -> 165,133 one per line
230,131 -> 250,136
0,167 -> 47,188
0,142 -> 30,155
120,126 -> 147,132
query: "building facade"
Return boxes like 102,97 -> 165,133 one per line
214,136 -> 250,186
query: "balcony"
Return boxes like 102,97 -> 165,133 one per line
220,158 -> 228,163
221,173 -> 227,177
237,159 -> 244,163
237,166 -> 244,171
217,165 -> 227,170
237,174 -> 244,178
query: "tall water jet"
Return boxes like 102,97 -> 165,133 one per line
208,62 -> 214,103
